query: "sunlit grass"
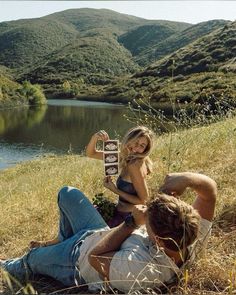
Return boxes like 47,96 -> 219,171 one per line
0,116 -> 236,293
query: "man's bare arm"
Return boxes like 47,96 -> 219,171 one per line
88,205 -> 146,280
88,223 -> 134,280
160,172 -> 217,221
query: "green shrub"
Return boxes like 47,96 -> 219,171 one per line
19,81 -> 46,105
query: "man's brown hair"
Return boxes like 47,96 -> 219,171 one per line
147,194 -> 200,251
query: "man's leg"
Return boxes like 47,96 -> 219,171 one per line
1,187 -> 108,286
57,186 -> 108,241
1,233 -> 82,286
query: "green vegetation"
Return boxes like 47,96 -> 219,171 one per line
101,21 -> 236,108
136,19 -> 229,66
0,18 -> 78,68
0,115 -> 235,293
118,21 -> 190,56
103,71 -> 236,110
0,9 -> 235,111
144,21 -> 236,77
0,72 -> 46,107
92,193 -> 116,222
18,81 -> 46,105
0,67 -> 27,107
19,35 -> 140,96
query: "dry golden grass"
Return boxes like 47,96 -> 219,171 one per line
0,116 -> 236,294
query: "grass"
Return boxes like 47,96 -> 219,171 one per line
0,115 -> 236,294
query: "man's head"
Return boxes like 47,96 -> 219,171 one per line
146,194 -> 200,251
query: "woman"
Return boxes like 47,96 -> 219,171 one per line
86,126 -> 154,227
30,126 -> 153,248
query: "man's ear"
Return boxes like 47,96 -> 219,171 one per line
154,236 -> 165,248
171,191 -> 178,198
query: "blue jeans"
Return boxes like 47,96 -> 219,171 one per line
2,186 -> 108,286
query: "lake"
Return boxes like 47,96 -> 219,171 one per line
0,99 -> 135,170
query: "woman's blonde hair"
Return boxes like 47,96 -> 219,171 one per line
119,126 -> 154,173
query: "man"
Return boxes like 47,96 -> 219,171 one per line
1,172 -> 216,293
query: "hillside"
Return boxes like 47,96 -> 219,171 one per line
18,34 -> 140,89
0,18 -> 78,68
118,21 -> 191,56
0,66 -> 46,107
0,9 -> 190,70
44,8 -> 148,35
0,66 -> 27,106
101,21 -> 236,108
140,21 -> 236,77
0,8 -> 235,109
135,19 -> 229,66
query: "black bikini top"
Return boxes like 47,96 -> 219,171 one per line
116,175 -> 137,204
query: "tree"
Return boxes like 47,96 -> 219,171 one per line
20,81 -> 46,105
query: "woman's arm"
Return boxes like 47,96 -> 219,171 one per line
127,161 -> 149,204
86,130 -> 109,160
103,161 -> 149,205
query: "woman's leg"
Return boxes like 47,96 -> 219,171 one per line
107,209 -> 130,228
57,186 -> 108,241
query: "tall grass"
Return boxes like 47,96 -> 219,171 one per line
0,114 -> 236,293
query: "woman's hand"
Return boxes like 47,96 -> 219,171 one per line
103,176 -> 117,194
93,130 -> 109,142
132,205 -> 147,227
86,130 -> 109,160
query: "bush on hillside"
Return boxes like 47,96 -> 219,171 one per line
18,81 -> 46,105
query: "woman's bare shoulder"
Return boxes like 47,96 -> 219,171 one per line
127,159 -> 145,170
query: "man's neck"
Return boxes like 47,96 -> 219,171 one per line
163,247 -> 185,267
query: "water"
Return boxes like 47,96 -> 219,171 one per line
0,99 -> 134,170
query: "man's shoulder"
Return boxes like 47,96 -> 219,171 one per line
187,217 -> 212,263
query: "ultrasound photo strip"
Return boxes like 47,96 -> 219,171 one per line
103,140 -> 119,176
104,163 -> 119,176
104,152 -> 119,164
103,140 -> 119,152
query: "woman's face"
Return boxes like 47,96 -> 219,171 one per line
127,136 -> 148,154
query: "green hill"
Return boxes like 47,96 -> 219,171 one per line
136,19 -> 229,66
101,22 -> 236,107
0,8 -> 166,69
140,21 -> 236,77
44,8 -> 147,35
18,34 -> 140,95
118,21 -> 191,56
0,8 -> 235,109
0,8 -> 192,92
0,18 -> 78,68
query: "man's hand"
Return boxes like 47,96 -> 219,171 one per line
132,205 -> 147,226
160,172 -> 217,221
159,172 -> 190,197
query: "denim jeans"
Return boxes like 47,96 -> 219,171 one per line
2,186 -> 108,286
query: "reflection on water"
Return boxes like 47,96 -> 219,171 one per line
0,100 -> 134,170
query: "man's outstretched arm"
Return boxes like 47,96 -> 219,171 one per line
160,172 -> 217,221
88,205 -> 146,280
